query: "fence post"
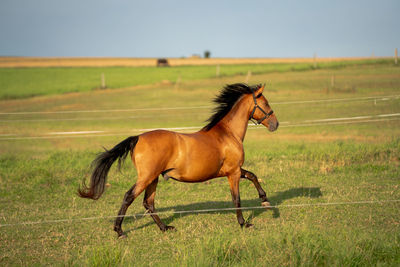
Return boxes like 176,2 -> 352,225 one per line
101,73 -> 106,89
245,70 -> 252,83
175,75 -> 181,90
313,53 -> 317,68
395,48 -> 398,65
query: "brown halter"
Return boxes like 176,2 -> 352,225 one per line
249,90 -> 274,125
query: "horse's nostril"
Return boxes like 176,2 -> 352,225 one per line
276,121 -> 279,128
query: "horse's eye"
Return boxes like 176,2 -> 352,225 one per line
256,93 -> 262,98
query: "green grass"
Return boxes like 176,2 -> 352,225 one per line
0,62 -> 399,266
0,58 -> 392,99
1,136 -> 399,266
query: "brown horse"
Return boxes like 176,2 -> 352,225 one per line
78,83 -> 279,238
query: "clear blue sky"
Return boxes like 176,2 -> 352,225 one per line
0,0 -> 398,58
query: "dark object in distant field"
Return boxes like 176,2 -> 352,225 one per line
157,58 -> 169,67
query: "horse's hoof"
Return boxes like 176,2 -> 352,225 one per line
241,223 -> 253,228
162,225 -> 176,232
261,201 -> 272,209
245,223 -> 253,228
165,225 -> 176,231
118,234 -> 127,239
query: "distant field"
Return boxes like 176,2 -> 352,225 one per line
0,58 -> 393,99
0,62 -> 399,266
0,56 -> 389,68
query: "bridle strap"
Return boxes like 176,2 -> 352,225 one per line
249,91 -> 274,125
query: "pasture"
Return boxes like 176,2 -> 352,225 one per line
0,58 -> 390,99
0,60 -> 399,266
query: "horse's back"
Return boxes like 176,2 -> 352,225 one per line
133,129 -> 178,165
133,129 -> 223,182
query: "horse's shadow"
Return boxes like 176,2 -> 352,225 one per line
121,187 -> 322,234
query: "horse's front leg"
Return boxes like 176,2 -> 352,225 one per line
228,170 -> 253,228
240,168 -> 270,207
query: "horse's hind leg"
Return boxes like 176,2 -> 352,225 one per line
240,168 -> 270,206
114,184 -> 136,238
143,178 -> 175,232
113,180 -> 151,238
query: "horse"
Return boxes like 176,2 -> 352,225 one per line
78,83 -> 279,238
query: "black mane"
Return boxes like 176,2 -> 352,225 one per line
203,83 -> 259,131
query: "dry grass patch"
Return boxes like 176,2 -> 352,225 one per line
0,56 -> 381,68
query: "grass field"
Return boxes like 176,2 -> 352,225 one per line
0,58 -> 391,99
0,60 -> 399,266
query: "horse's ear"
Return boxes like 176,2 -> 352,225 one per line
255,83 -> 265,95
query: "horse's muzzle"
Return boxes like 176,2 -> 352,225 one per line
268,121 -> 279,132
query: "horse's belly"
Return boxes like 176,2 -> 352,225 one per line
167,168 -> 220,182
167,149 -> 223,182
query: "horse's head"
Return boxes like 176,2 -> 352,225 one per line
248,84 -> 279,132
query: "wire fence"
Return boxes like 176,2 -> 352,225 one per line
0,94 -> 399,117
1,199 -> 399,228
0,94 -> 398,141
0,114 -> 399,141
0,94 -> 399,228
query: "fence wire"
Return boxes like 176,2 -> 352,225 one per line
1,199 -> 399,228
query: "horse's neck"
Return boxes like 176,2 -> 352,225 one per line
217,98 -> 250,141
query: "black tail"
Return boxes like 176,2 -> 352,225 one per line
78,136 -> 139,200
